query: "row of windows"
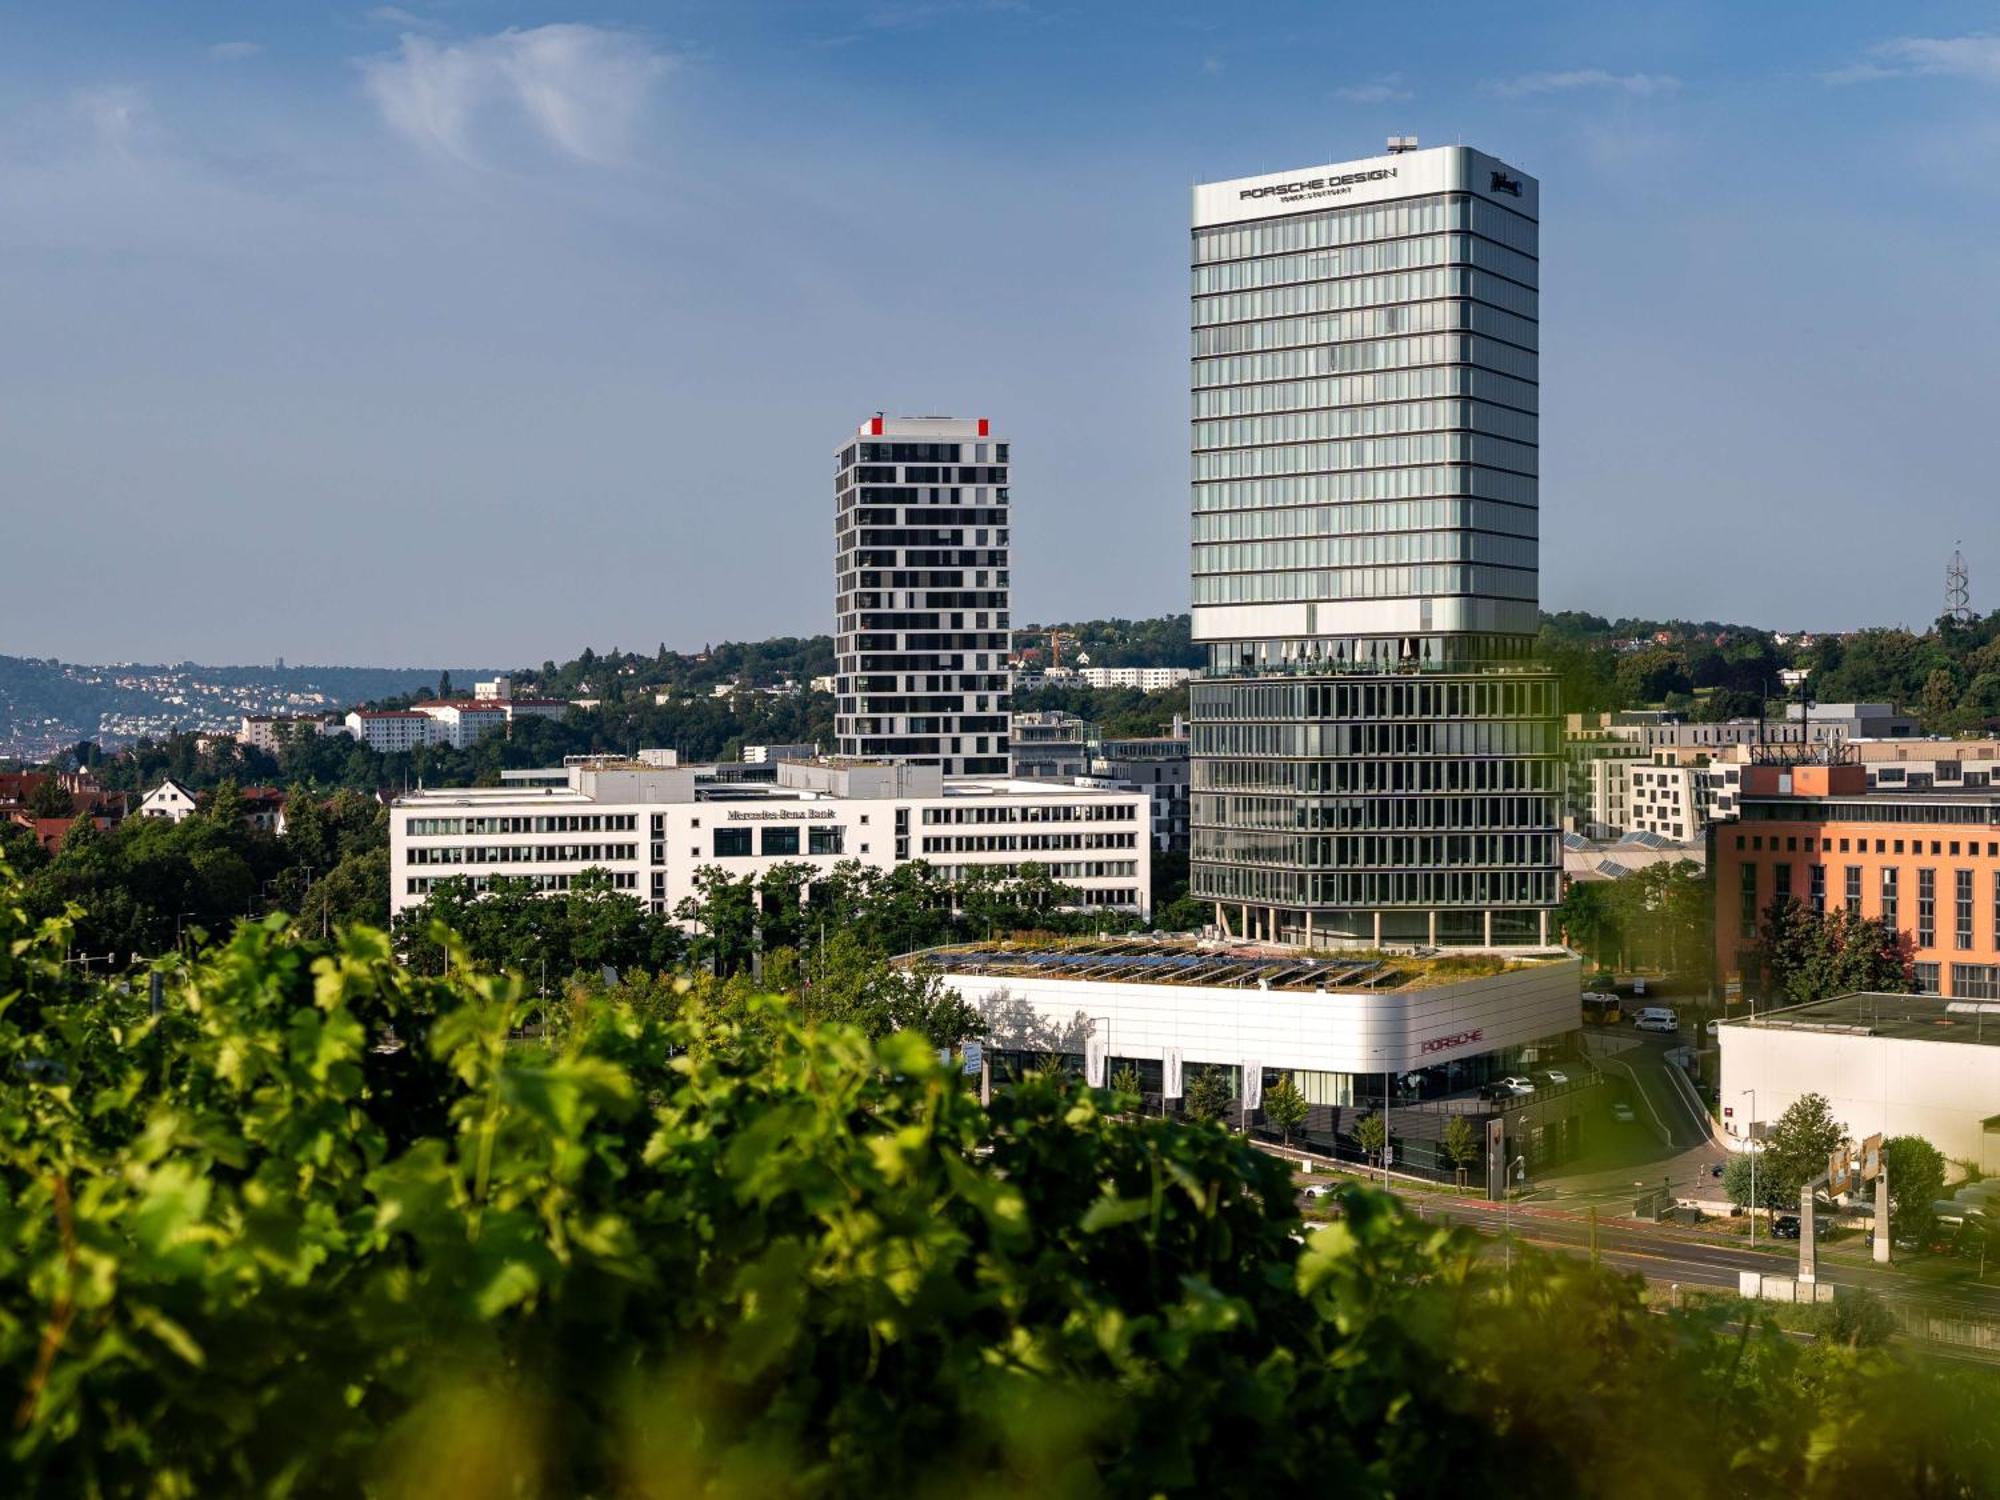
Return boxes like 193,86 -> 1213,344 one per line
1192,363 -> 1539,423
1193,430 -> 1538,484
1191,192 -> 1536,265
1201,631 -> 1538,675
1734,832 -> 2000,856
1192,830 -> 1555,871
1193,529 -> 1537,577
1190,861 -> 1556,909
1192,265 -> 1537,329
918,832 -> 1138,854
709,826 -> 847,858
1191,230 -> 1539,297
921,803 -> 1136,824
1740,862 -> 2000,955
1193,718 -> 1558,759
1197,792 -> 1558,832
1192,561 -> 1538,607
405,871 -> 637,897
1191,298 -> 1538,362
1193,462 -> 1537,514
404,813 -> 638,837
405,843 -> 639,866
1741,800 -> 2000,827
929,862 -> 1139,884
1197,759 -> 1561,797
1192,329 -> 1538,390
1191,496 -> 1537,545
1193,670 -> 1558,723
1194,397 -> 1537,454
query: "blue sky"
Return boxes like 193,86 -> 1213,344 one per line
4,1 -> 1998,665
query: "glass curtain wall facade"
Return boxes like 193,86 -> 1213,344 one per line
1187,147 -> 1560,947
835,415 -> 1011,775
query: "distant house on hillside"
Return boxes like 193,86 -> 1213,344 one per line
139,779 -> 199,823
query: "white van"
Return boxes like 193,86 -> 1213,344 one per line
1634,1006 -> 1679,1034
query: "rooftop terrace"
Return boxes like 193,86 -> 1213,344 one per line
908,937 -> 1567,993
1729,991 -> 2000,1047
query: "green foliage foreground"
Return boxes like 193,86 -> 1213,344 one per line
3,864 -> 2000,1496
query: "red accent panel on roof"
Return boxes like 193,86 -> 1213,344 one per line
977,418 -> 989,437
870,416 -> 884,436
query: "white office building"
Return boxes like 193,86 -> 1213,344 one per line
835,415 -> 1010,775
390,757 -> 1151,923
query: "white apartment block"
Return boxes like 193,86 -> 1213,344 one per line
390,758 -> 1152,924
344,699 -> 570,753
1075,666 -> 1195,692
834,415 -> 1010,775
237,715 -> 338,755
1625,760 -> 1706,843
345,710 -> 441,753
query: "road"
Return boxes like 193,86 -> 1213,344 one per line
1328,1191 -> 2000,1324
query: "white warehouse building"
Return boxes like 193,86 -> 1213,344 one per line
390,757 -> 1152,923
1721,992 -> 2000,1170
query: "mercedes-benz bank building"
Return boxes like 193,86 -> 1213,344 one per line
1188,145 -> 1562,953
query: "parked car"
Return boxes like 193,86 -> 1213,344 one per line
1634,1006 -> 1680,1034
1610,1102 -> 1636,1124
1301,1182 -> 1337,1200
1536,1069 -> 1571,1087
1705,1018 -> 1720,1039
1499,1075 -> 1535,1095
1771,1215 -> 1802,1240
1478,1082 -> 1515,1103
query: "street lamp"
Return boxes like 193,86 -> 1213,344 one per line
1739,1087 -> 1758,1243
1503,1154 -> 1526,1278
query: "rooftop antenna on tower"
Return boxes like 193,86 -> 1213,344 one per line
1947,543 -> 1972,624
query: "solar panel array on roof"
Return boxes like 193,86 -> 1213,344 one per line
1616,830 -> 1674,850
910,938 -> 1396,992
1561,832 -> 1594,852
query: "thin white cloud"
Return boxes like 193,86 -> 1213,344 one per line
366,6 -> 441,29
1335,74 -> 1413,104
209,41 -> 263,63
71,86 -> 150,155
1826,34 -> 2000,86
1488,69 -> 1681,100
359,25 -> 671,165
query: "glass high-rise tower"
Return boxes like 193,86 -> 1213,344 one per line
1187,144 -> 1560,948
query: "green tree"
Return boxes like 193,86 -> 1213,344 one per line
24,777 -> 73,818
1109,1062 -> 1141,1100
8,850 -> 2000,1494
1756,898 -> 1911,1005
1182,1065 -> 1234,1123
1882,1135 -> 1947,1248
1354,1110 -> 1388,1167
1442,1114 -> 1481,1184
1761,1092 -> 1849,1208
1264,1073 -> 1308,1145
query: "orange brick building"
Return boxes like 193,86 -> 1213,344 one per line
1712,762 -> 2000,1001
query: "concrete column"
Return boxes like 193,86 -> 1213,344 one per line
1304,909 -> 1314,948
1539,909 -> 1549,946
1483,910 -> 1494,947
1874,1172 -> 1891,1263
1426,910 -> 1437,946
1372,911 -> 1383,946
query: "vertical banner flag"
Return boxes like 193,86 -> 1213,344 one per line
1164,1049 -> 1184,1100
1242,1061 -> 1262,1112
1085,1038 -> 1107,1089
